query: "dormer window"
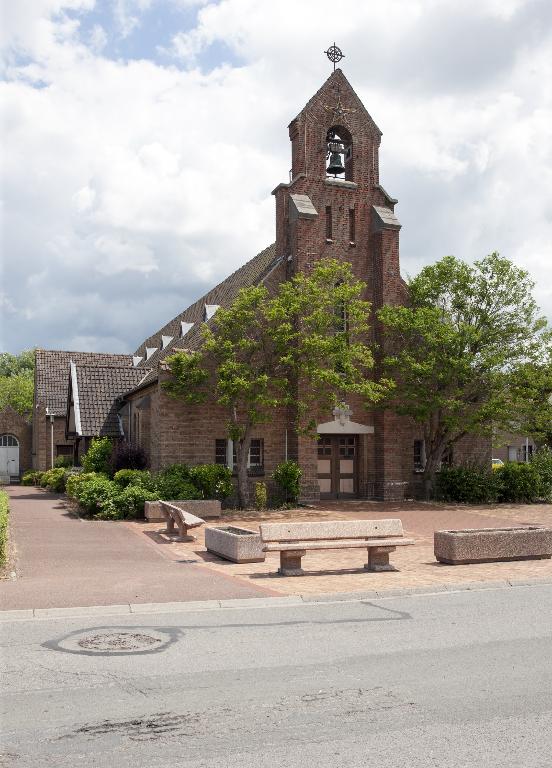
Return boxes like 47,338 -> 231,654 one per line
204,304 -> 220,321
326,126 -> 352,180
132,356 -> 143,367
145,347 -> 157,360
180,321 -> 194,337
161,335 -> 173,349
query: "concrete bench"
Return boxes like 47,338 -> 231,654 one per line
260,519 -> 414,576
160,501 -> 205,541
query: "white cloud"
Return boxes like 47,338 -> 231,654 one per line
1,0 -> 552,354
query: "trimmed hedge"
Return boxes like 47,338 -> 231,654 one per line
272,460 -> 302,504
0,490 -> 8,567
436,465 -> 500,504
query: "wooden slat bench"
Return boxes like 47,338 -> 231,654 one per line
260,519 -> 414,576
160,501 -> 205,541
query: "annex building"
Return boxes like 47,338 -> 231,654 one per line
2,68 -> 490,498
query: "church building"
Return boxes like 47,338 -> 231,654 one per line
20,66 -> 490,499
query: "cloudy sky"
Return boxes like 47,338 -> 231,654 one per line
1,0 -> 552,355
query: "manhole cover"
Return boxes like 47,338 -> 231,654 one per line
78,632 -> 162,652
45,626 -> 179,656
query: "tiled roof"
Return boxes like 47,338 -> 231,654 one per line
35,350 -> 133,416
127,242 -> 282,394
72,364 -> 151,437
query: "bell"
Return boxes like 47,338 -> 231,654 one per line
327,151 -> 345,176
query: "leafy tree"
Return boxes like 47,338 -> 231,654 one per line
0,350 -> 35,415
378,253 -> 552,497
165,259 -> 386,507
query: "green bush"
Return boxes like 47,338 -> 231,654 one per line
39,467 -> 68,493
255,481 -> 267,510
272,460 -> 302,504
436,465 -> 500,503
111,485 -> 158,519
495,462 -> 540,503
0,490 -> 8,567
21,470 -> 43,486
73,474 -> 119,515
54,455 -> 73,469
188,464 -> 233,500
82,437 -> 113,475
113,469 -> 154,490
154,474 -> 201,501
65,471 -> 97,499
531,447 -> 552,501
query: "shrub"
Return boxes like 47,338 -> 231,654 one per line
0,490 -> 8,567
495,462 -> 540,503
39,467 -> 68,493
54,455 -> 73,469
188,464 -> 233,500
110,485 -> 158,519
255,481 -> 267,510
82,437 -> 113,475
154,474 -> 201,501
73,474 -> 119,515
531,447 -> 552,501
66,471 -> 98,499
272,460 -> 302,504
21,470 -> 43,486
111,441 -> 148,472
113,469 -> 154,490
436,465 -> 501,504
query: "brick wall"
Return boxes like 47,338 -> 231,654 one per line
0,406 -> 32,475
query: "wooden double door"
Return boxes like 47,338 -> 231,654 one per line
317,435 -> 357,499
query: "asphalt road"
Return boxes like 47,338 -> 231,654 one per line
2,585 -> 552,767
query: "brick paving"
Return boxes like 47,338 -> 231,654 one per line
134,500 -> 552,596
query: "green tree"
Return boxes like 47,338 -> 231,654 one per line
0,350 -> 35,415
378,253 -> 552,497
165,259 -> 387,507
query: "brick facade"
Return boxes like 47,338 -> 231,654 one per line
0,406 -> 32,476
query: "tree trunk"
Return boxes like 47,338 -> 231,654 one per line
235,429 -> 252,509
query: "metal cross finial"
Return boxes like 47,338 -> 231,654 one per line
325,43 -> 344,72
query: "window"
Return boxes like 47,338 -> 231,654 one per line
521,443 -> 534,463
325,206 -> 332,240
215,439 -> 227,465
349,208 -> 356,243
0,434 -> 18,447
441,444 -> 453,468
215,439 -> 264,473
414,440 -> 425,472
339,437 -> 356,458
56,445 -> 73,457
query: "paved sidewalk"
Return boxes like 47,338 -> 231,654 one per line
0,487 -> 275,610
135,500 -> 552,597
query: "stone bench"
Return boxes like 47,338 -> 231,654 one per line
160,501 -> 205,541
434,526 -> 552,564
260,519 -> 414,576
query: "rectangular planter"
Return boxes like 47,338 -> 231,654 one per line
205,526 -> 265,563
144,499 -> 221,522
434,526 -> 552,565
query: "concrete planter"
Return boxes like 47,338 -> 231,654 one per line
144,500 -> 221,522
434,526 -> 552,565
205,526 -> 265,563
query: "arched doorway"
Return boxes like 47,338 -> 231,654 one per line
0,434 -> 19,477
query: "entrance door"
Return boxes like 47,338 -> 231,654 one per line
0,434 -> 19,477
317,435 -> 357,499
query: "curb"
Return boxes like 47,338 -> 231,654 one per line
2,576 -> 552,621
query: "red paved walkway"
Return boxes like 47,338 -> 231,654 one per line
0,487 -> 274,610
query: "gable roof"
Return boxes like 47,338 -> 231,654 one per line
69,363 -> 151,437
291,68 -> 382,137
35,350 -> 133,416
127,243 -> 283,394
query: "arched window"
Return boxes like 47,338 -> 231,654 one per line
0,434 -> 19,447
326,126 -> 353,181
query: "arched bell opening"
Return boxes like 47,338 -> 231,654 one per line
326,125 -> 353,181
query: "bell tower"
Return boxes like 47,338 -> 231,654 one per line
272,61 -> 409,502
